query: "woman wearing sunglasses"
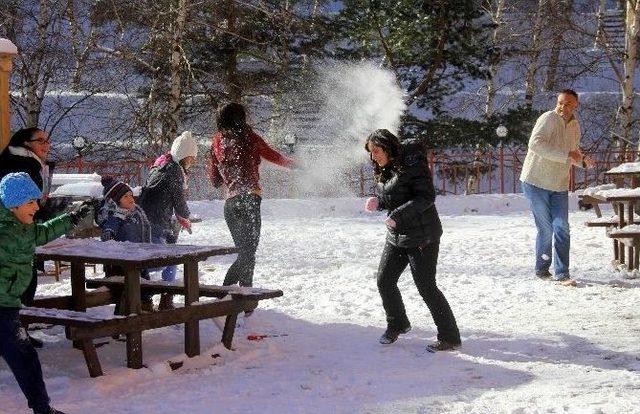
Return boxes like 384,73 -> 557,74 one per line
0,128 -> 55,348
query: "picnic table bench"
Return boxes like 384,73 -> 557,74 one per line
608,226 -> 640,271
24,238 -> 283,377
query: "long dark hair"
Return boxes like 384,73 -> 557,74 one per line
364,129 -> 402,182
9,127 -> 43,148
216,102 -> 249,137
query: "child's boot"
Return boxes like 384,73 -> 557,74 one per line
158,293 -> 175,310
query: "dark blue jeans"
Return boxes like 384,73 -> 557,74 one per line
150,225 -> 177,283
522,181 -> 570,280
0,308 -> 50,412
223,193 -> 262,287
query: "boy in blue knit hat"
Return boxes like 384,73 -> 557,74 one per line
0,172 -> 91,414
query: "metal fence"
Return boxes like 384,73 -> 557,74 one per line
55,148 -> 639,198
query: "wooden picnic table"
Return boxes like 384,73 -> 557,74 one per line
604,167 -> 640,188
34,238 -> 237,370
598,193 -> 640,270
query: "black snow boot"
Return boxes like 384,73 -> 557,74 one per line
33,407 -> 67,414
426,340 -> 461,353
379,325 -> 411,345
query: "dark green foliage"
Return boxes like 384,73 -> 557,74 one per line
403,106 -> 541,149
333,0 -> 492,114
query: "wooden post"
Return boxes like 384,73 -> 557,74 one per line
183,260 -> 200,357
0,38 -> 17,153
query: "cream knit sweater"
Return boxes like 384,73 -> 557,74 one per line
520,110 -> 581,192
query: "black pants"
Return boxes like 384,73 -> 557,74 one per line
0,308 -> 50,412
223,193 -> 261,287
376,241 -> 460,344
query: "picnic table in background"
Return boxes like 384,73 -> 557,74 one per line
603,161 -> 640,189
590,187 -> 640,273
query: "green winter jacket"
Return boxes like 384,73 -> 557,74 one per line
0,205 -> 73,308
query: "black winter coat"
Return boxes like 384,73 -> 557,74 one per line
375,143 -> 442,248
0,149 -> 59,221
139,160 -> 190,232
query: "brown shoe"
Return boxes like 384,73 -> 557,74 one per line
158,293 -> 175,310
558,279 -> 577,287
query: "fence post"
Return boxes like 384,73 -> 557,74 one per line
0,39 -> 17,153
499,146 -> 505,194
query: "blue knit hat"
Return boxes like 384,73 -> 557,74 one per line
0,172 -> 42,209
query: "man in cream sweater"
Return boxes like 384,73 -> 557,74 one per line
520,89 -> 594,286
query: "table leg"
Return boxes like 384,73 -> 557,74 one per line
70,262 -> 87,311
124,267 -> 143,369
222,313 -> 238,349
70,262 -> 87,349
618,203 -> 626,265
184,260 -> 200,357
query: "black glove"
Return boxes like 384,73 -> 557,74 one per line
69,201 -> 93,226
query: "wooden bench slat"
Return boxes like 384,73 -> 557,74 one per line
86,276 -> 283,300
67,298 -> 258,340
19,306 -> 123,327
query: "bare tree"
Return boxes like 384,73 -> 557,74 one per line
523,0 -> 546,108
484,0 -> 506,117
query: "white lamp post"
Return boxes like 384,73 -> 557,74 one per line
284,133 -> 297,154
496,125 -> 508,193
72,136 -> 88,172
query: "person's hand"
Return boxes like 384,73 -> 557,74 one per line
385,217 -> 396,229
364,197 -> 379,212
69,200 -> 93,226
176,215 -> 192,234
568,149 -> 583,164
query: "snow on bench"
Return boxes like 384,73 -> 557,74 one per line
606,162 -> 640,174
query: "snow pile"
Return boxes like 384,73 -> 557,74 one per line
51,182 -> 141,197
51,173 -> 101,186
50,181 -> 104,197
593,187 -> 640,199
606,161 -> 640,174
577,183 -> 616,196
610,224 -> 640,235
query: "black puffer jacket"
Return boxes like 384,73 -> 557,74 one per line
0,148 -> 59,221
139,160 -> 190,232
375,141 -> 442,248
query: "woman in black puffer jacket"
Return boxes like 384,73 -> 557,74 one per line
364,129 -> 460,352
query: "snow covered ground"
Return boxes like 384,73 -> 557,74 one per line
1,194 -> 640,414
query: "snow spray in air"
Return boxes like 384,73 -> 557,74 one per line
294,61 -> 406,196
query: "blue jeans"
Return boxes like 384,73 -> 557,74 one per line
150,226 -> 177,282
0,309 -> 51,412
522,182 -> 570,280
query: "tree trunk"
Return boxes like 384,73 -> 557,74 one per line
524,0 -> 546,108
622,0 -> 639,148
225,0 -> 241,101
167,0 -> 189,144
485,0 -> 506,117
544,0 -> 573,91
